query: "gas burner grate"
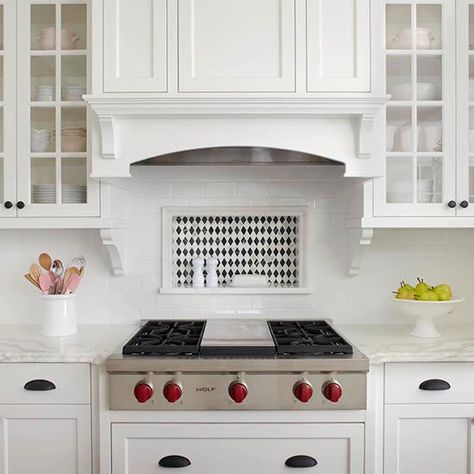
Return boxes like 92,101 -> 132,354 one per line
267,320 -> 353,356
122,320 -> 206,356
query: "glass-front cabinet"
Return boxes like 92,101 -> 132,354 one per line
375,0 -> 456,217
0,0 -> 98,218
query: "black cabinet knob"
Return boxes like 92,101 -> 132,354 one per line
460,200 -> 469,208
4,201 -> 12,209
16,201 -> 25,209
447,200 -> 457,208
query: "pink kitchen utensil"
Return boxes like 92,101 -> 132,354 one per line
64,273 -> 81,294
39,272 -> 53,294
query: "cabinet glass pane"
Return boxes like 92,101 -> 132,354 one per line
387,107 -> 412,152
418,106 -> 442,152
417,156 -> 442,203
31,5 -> 56,51
61,56 -> 86,101
0,158 -> 3,202
61,4 -> 86,50
416,5 -> 441,49
31,158 -> 56,204
61,158 -> 86,204
61,107 -> 86,153
387,156 -> 414,203
31,56 -> 55,102
0,57 -> 3,102
386,4 -> 411,50
387,56 -> 412,101
31,108 -> 55,153
417,56 -> 442,101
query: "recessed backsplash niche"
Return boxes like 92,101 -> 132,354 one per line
162,207 -> 308,292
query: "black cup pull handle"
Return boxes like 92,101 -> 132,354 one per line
24,379 -> 56,391
285,455 -> 318,468
419,379 -> 451,391
158,455 -> 191,468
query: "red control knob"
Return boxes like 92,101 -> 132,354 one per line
134,382 -> 153,403
323,382 -> 342,403
163,382 -> 182,403
228,382 -> 248,403
294,382 -> 313,403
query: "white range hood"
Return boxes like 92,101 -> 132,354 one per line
85,96 -> 388,178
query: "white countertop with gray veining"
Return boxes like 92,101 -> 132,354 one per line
338,324 -> 474,364
0,324 -> 137,364
1,323 -> 474,365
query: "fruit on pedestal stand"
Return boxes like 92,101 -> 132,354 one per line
433,284 -> 453,301
393,281 -> 416,300
416,289 -> 440,301
415,278 -> 431,294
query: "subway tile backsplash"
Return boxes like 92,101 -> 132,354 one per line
1,164 -> 474,325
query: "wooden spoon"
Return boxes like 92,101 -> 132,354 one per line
39,253 -> 52,271
29,264 -> 42,283
24,273 -> 41,290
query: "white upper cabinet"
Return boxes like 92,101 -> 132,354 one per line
100,0 -> 373,95
306,0 -> 371,92
178,0 -> 296,92
103,0 -> 167,92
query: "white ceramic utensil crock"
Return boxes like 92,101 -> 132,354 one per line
40,294 -> 77,337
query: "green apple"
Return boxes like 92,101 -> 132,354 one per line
433,284 -> 452,301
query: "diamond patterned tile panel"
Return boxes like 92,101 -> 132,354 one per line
172,215 -> 300,287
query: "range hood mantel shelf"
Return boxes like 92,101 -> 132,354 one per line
85,96 -> 388,178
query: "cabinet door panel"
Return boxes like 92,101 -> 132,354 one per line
104,0 -> 167,92
112,423 -> 364,474
0,405 -> 91,474
385,404 -> 474,474
306,0 -> 370,92
178,0 -> 295,92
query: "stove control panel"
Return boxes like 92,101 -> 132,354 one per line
163,382 -> 182,403
111,372 -> 365,410
293,382 -> 313,403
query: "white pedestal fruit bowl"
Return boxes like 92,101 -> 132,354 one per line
393,297 -> 465,338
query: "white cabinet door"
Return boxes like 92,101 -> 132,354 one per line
306,0 -> 370,92
0,404 -> 91,474
178,0 -> 296,92
385,404 -> 474,474
103,0 -> 167,92
112,423 -> 364,474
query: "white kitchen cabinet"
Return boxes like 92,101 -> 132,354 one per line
384,404 -> 474,474
0,404 -> 91,474
112,422 -> 364,474
306,0 -> 371,92
178,0 -> 296,92
103,0 -> 167,93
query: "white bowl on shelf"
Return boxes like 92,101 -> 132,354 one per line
390,82 -> 439,101
63,86 -> 86,101
392,27 -> 435,49
393,296 -> 465,338
398,125 -> 421,151
37,27 -> 79,50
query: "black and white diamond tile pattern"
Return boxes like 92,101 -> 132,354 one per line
172,215 -> 299,287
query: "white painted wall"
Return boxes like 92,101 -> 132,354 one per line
1,164 -> 473,325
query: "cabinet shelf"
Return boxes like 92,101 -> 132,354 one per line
30,101 -> 86,107
30,152 -> 87,159
30,50 -> 87,57
386,49 -> 443,56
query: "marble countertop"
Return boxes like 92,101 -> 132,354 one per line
0,324 -> 137,364
1,323 -> 474,365
338,324 -> 474,364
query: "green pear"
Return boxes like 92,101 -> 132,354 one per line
394,282 -> 416,300
416,289 -> 440,302
415,277 -> 431,294
400,281 -> 415,292
433,284 -> 452,301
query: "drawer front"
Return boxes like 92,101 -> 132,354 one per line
112,423 -> 364,474
385,362 -> 474,404
0,363 -> 90,404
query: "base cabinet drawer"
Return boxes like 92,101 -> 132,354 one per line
385,362 -> 474,404
0,363 -> 90,404
112,423 -> 364,474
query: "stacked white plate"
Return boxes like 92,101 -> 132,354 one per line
35,85 -> 55,102
62,185 -> 87,204
54,128 -> 87,152
32,184 -> 56,204
31,128 -> 51,152
63,86 -> 86,101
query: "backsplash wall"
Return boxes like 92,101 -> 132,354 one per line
1,164 -> 474,325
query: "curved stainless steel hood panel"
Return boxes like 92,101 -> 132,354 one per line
131,147 -> 339,166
